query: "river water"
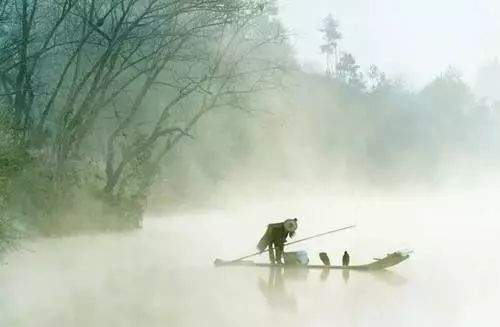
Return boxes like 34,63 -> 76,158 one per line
0,190 -> 498,326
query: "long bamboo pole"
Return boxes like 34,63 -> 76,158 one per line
228,224 -> 356,262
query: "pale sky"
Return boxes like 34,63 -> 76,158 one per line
278,0 -> 500,88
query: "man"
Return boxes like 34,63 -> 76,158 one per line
342,250 -> 350,266
257,218 -> 298,264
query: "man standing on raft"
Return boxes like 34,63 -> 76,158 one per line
257,218 -> 298,264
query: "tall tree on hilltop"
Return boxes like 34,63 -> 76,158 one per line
319,14 -> 341,77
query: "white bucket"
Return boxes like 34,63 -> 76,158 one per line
283,251 -> 309,265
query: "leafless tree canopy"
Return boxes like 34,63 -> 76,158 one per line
0,0 -> 288,198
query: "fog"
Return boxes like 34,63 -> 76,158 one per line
279,0 -> 500,87
1,0 -> 500,326
1,187 -> 499,326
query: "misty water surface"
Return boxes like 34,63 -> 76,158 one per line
0,189 -> 498,327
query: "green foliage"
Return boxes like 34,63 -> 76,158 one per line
419,68 -> 473,112
0,112 -> 29,253
336,52 -> 365,90
0,215 -> 18,257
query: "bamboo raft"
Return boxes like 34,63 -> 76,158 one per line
214,251 -> 411,271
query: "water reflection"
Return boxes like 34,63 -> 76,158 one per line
283,267 -> 309,281
320,267 -> 351,284
371,270 -> 408,287
257,265 -> 406,313
319,267 -> 406,287
258,267 -> 298,312
320,267 -> 330,282
342,269 -> 350,283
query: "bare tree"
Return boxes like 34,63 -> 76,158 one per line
0,0 -> 77,135
101,1 -> 288,196
0,0 -> 290,228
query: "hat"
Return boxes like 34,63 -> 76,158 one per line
284,219 -> 298,233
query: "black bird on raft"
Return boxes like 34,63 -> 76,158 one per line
319,252 -> 330,266
342,251 -> 350,266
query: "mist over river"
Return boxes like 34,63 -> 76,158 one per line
1,188 -> 498,327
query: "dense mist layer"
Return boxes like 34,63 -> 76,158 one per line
149,67 -> 500,210
1,189 -> 499,326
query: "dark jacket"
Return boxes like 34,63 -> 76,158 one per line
257,223 -> 292,251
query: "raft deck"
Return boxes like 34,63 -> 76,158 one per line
214,251 -> 410,271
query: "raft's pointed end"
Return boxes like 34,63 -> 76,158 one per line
398,249 -> 413,256
214,258 -> 223,266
